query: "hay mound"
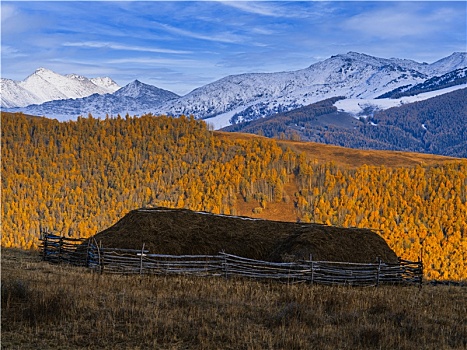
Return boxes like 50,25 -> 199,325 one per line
90,207 -> 398,263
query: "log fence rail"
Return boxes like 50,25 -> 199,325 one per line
39,234 -> 423,287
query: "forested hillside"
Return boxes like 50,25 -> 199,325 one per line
2,112 -> 466,280
223,97 -> 352,141
224,88 -> 467,158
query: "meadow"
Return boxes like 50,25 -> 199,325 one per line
2,248 -> 466,349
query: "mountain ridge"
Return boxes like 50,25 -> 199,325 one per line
3,52 -> 466,125
1,68 -> 120,108
9,80 -> 179,119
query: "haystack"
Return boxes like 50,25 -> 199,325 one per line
90,207 -> 398,263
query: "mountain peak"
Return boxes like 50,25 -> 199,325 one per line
115,80 -> 179,100
117,80 -> 146,96
325,52 -> 386,67
90,77 -> 120,92
345,51 -> 369,57
3,68 -> 121,108
333,52 -> 374,60
429,51 -> 467,75
33,67 -> 56,75
127,79 -> 145,88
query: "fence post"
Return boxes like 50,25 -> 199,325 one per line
58,235 -> 63,264
85,239 -> 91,268
96,240 -> 104,274
376,257 -> 381,287
418,254 -> 423,289
42,233 -> 48,261
309,254 -> 314,285
222,251 -> 228,279
139,243 -> 146,275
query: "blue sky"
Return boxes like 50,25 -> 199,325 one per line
1,1 -> 466,95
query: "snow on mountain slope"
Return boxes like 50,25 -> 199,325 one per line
14,80 -> 179,120
0,78 -> 41,108
377,67 -> 467,99
4,52 -> 466,126
113,80 -> 178,100
334,83 -> 467,118
1,68 -> 120,108
154,52 -> 437,124
200,84 -> 467,130
425,52 -> 467,76
159,52 -> 467,128
90,77 -> 120,92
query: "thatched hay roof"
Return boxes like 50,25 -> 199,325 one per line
90,207 -> 398,263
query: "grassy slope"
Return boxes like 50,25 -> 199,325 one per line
2,248 -> 466,350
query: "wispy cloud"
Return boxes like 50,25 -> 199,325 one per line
63,41 -> 192,55
1,1 -> 465,94
1,3 -> 16,22
219,1 -> 289,18
0,45 -> 27,58
219,1 -> 333,19
343,3 -> 464,39
105,57 -> 211,69
154,22 -> 245,44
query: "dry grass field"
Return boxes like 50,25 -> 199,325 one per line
2,248 -> 466,350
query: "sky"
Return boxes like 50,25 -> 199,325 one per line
1,1 -> 466,95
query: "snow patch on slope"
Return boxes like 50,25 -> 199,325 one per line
334,84 -> 467,118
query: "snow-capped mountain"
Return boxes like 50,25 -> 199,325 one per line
1,78 -> 41,109
153,52 -> 467,127
3,52 -> 466,127
113,80 -> 178,101
12,80 -> 179,119
386,52 -> 467,76
90,77 -> 120,91
1,68 -> 120,108
423,52 -> 467,76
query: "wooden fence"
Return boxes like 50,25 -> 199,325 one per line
39,234 -> 423,287
39,233 -> 89,266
